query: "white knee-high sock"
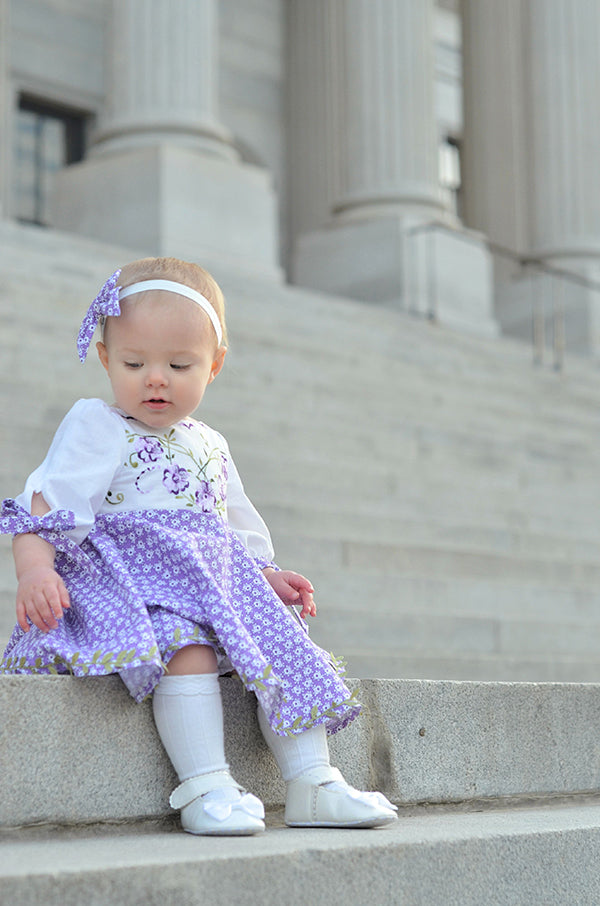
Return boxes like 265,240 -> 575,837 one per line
152,673 -> 228,781
257,705 -> 331,782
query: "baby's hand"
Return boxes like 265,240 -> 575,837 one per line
264,569 -> 317,619
16,565 -> 70,633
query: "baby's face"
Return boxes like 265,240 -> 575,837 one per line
96,290 -> 225,429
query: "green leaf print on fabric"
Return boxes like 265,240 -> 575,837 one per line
0,644 -> 163,678
116,426 -> 227,515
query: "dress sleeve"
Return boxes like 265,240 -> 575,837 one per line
13,398 -> 123,544
224,445 -> 277,569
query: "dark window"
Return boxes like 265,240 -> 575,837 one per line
439,135 -> 462,218
14,95 -> 86,225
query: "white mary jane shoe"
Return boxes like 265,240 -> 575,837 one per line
170,770 -> 266,836
285,766 -> 398,829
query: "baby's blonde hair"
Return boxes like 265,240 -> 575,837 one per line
118,257 -> 228,347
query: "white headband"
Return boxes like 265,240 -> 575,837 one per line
119,279 -> 223,346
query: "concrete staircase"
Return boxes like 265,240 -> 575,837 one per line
2,220 -> 600,681
2,674 -> 600,904
3,221 -> 600,902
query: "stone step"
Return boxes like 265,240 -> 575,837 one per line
2,581 -> 599,681
2,534 -> 592,601
3,220 -> 600,407
7,343 -> 600,462
5,517 -> 600,667
3,801 -> 600,906
271,535 -> 600,587
5,461 -> 600,560
8,427 -> 600,549
344,650 -> 600,683
308,609 -> 600,658
3,675 -> 600,905
264,509 -> 600,563
305,612 -> 600,683
11,400 -> 597,487
2,675 -> 600,829
250,484 -> 600,547
3,242 -> 600,446
12,354 -> 598,466
208,362 -> 600,446
1,596 -> 599,676
9,350 -> 600,453
305,569 -> 600,622
8,403 -> 600,522
4,524 -> 600,607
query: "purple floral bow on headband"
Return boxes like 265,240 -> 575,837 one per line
77,269 -> 122,362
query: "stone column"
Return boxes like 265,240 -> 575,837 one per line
462,0 -> 600,350
527,0 -> 600,263
290,0 -> 497,337
93,0 -> 232,160
51,0 -> 280,277
330,0 -> 442,222
461,0 -> 529,255
0,0 -> 12,219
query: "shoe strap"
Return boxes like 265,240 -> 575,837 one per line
170,770 -> 241,809
289,766 -> 398,812
291,765 -> 344,786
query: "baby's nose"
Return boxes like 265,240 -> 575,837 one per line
146,366 -> 168,386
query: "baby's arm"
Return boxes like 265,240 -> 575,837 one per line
263,568 -> 316,619
221,440 -> 316,619
12,492 -> 70,633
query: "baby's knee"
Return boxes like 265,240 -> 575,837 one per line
167,643 -> 218,675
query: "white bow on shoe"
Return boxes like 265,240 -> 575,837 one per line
170,770 -> 266,836
323,781 -> 397,813
285,766 -> 398,828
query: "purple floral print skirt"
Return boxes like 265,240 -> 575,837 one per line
0,502 -> 360,736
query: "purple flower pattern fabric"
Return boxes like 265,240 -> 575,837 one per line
77,270 -> 122,362
163,464 -> 190,495
0,413 -> 360,737
136,436 -> 163,463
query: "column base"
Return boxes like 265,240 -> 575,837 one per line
496,261 -> 600,358
50,145 -> 282,280
293,216 -> 498,338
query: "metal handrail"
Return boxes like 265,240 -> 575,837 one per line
406,220 -> 600,371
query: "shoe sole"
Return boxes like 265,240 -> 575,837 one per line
184,824 -> 266,836
286,813 -> 398,829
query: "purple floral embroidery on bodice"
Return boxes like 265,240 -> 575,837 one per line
104,420 -> 228,517
136,437 -> 163,463
163,464 -> 190,494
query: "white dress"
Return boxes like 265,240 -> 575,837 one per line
1,399 -> 360,736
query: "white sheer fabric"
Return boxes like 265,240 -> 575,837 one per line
15,398 -> 275,563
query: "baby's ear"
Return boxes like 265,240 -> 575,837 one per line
96,341 -> 109,371
209,346 -> 226,383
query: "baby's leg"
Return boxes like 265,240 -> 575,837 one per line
166,643 -> 218,675
258,706 -> 397,829
153,644 -> 265,835
153,646 -> 224,780
257,704 -> 330,780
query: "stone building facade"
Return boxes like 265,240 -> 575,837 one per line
1,0 -> 599,350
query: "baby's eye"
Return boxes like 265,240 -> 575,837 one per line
170,363 -> 190,371
124,361 -> 142,369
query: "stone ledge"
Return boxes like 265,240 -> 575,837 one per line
2,675 -> 600,828
3,803 -> 600,906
